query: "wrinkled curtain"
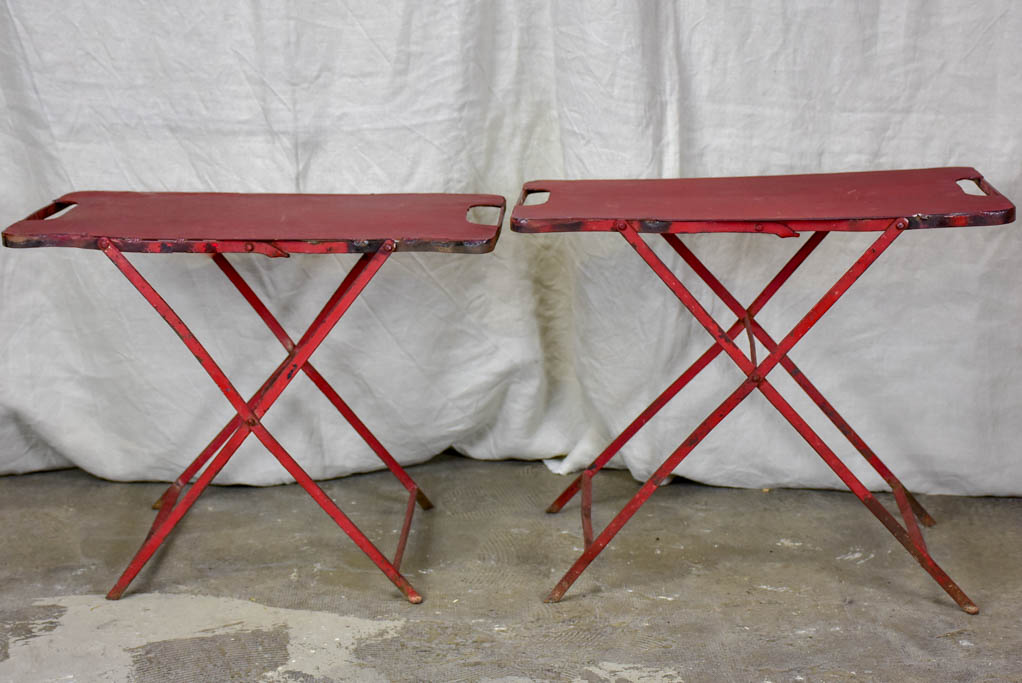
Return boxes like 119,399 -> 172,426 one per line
2,1 -> 1020,493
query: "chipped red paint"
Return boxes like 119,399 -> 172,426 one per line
512,216 -> 900,235
3,190 -> 508,604
3,191 -> 506,255
511,167 -> 1013,235
515,168 -> 1015,614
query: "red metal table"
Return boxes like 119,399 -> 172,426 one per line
3,190 -> 505,603
511,167 -> 1015,613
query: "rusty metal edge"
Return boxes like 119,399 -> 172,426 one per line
2,232 -> 500,254
510,209 -> 1015,234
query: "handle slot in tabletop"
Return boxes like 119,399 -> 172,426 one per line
27,200 -> 78,221
466,204 -> 503,226
956,179 -> 987,197
521,189 -> 550,206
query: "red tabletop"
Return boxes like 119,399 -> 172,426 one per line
512,167 -> 1014,234
3,191 -> 506,254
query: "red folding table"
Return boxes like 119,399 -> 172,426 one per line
511,167 -> 1014,613
3,190 -> 505,603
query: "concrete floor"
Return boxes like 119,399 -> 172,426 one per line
1,454 -> 1020,682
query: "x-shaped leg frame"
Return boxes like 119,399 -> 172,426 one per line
546,220 -> 978,613
98,238 -> 430,603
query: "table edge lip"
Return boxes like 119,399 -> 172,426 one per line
2,191 -> 507,254
510,208 -> 1016,233
508,167 -> 1016,233
1,233 -> 501,254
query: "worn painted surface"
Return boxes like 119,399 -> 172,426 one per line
510,167 -> 1015,234
509,170 -> 1015,611
0,191 -> 508,605
2,191 -> 506,254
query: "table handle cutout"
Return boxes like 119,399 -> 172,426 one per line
521,189 -> 550,206
956,179 -> 987,197
466,204 -> 502,226
31,200 -> 77,221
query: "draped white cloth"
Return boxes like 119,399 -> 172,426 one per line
2,1 -> 1020,493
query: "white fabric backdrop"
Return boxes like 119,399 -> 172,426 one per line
1,1 -> 1020,494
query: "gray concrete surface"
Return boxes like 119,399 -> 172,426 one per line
1,454 -> 1020,681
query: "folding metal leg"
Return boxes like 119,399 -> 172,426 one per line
98,239 -> 425,603
547,232 -> 828,515
210,253 -> 433,509
547,222 -> 978,613
661,234 -> 934,547
146,253 -> 432,565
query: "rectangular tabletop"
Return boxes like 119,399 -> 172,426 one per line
511,167 -> 1014,234
3,191 -> 506,254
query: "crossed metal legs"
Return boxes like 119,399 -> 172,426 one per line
98,239 -> 430,603
546,221 -> 978,614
